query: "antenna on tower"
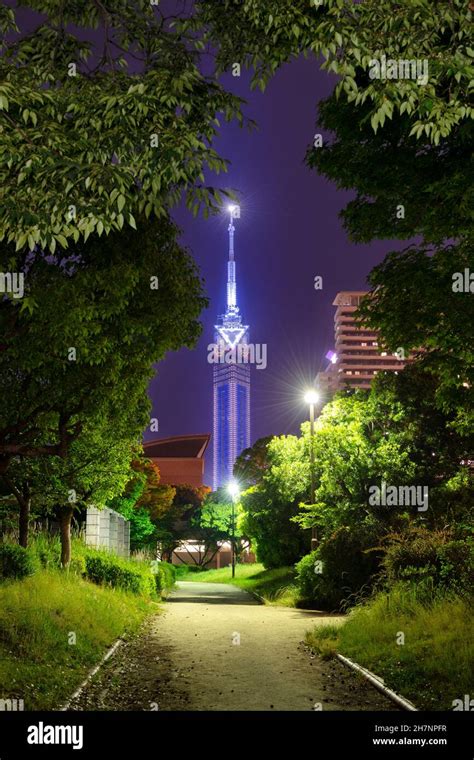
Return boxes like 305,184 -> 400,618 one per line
228,205 -> 236,260
226,204 -> 240,312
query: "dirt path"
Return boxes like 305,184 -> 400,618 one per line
68,581 -> 397,712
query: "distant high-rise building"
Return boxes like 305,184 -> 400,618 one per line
317,291 -> 410,393
212,207 -> 250,491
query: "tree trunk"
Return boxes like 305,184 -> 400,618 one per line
2,475 -> 30,548
59,505 -> 74,568
18,496 -> 31,548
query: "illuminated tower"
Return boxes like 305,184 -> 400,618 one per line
212,206 -> 251,490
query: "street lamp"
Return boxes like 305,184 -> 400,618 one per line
304,389 -> 320,551
227,481 -> 240,578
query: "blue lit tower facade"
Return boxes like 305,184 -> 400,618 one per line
212,207 -> 250,490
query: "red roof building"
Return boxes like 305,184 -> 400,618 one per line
143,434 -> 210,488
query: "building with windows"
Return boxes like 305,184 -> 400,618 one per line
317,291 -> 410,393
212,207 -> 251,490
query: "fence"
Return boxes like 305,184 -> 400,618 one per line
85,507 -> 130,558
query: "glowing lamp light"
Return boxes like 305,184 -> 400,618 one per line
326,350 -> 337,364
228,481 -> 240,499
304,389 -> 320,405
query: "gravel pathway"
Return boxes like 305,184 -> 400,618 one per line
67,581 -> 398,712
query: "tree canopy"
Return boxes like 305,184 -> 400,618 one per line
0,216 -> 207,475
0,1 -> 245,251
308,95 -> 473,245
358,239 -> 474,433
192,0 -> 473,143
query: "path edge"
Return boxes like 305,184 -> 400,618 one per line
59,638 -> 123,711
336,653 -> 418,711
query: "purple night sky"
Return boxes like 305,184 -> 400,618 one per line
11,2 -> 403,485
146,57 -> 402,484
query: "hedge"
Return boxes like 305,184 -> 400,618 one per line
0,543 -> 39,580
85,553 -> 156,597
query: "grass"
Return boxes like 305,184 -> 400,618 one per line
0,533 -> 165,710
179,563 -> 300,606
0,568 -> 154,710
306,583 -> 474,710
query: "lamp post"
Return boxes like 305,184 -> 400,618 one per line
304,389 -> 320,551
227,481 -> 240,578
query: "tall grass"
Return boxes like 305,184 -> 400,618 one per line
0,532 -> 163,709
306,582 -> 474,710
0,568 -> 152,710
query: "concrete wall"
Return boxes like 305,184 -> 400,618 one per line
85,507 -> 130,558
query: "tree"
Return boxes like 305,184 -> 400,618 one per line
192,0 -> 473,143
153,483 -> 210,561
0,1 -> 245,250
110,459 -> 176,551
307,95 -> 473,246
4,407 -> 145,564
180,492 -> 235,568
0,216 -> 207,475
233,436 -> 272,489
296,366 -> 473,538
1,456 -> 46,547
357,239 -> 474,433
239,435 -> 310,568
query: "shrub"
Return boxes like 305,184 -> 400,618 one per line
158,561 -> 176,588
295,526 -> 381,610
0,543 -> 39,580
84,552 -> 156,597
174,563 -> 204,578
28,533 -> 86,575
68,554 -> 87,576
382,527 -> 474,593
30,533 -> 59,569
151,560 -> 176,594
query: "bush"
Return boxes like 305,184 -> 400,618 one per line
85,552 -> 156,597
174,563 -> 204,578
158,561 -> 176,587
68,554 -> 87,576
382,527 -> 474,593
30,533 -> 60,569
152,560 -> 176,594
295,526 -> 381,610
28,533 -> 86,575
0,543 -> 39,580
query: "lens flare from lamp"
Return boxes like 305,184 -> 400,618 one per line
228,481 -> 240,499
304,389 -> 320,405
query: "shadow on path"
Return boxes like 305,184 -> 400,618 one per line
167,581 -> 259,606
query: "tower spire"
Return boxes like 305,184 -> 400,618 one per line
212,202 -> 250,491
227,206 -> 237,312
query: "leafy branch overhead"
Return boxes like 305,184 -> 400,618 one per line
0,1 -> 245,252
192,0 -> 473,143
